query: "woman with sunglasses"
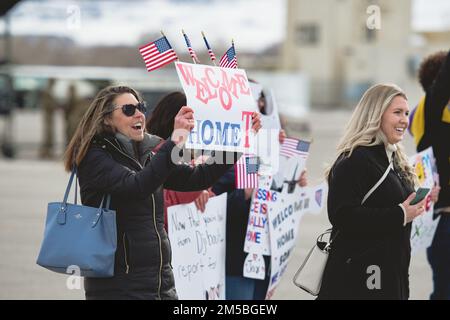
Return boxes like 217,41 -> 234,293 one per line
63,85 -> 261,300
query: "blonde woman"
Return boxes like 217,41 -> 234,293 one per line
63,85 -> 261,299
318,84 -> 427,300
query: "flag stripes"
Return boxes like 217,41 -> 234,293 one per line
139,36 -> 178,72
280,138 -> 310,158
235,155 -> 259,188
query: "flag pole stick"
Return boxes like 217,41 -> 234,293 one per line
202,31 -> 216,66
160,30 -> 179,62
182,29 -> 197,64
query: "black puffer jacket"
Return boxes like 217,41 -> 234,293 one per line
78,133 -> 237,300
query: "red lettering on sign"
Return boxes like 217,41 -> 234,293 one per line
177,63 -> 251,111
241,111 -> 253,148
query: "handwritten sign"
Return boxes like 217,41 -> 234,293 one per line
167,193 -> 227,300
176,62 -> 258,153
243,253 -> 266,280
244,188 -> 277,256
265,187 -> 313,299
409,147 -> 440,254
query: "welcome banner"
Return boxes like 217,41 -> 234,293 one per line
175,62 -> 258,153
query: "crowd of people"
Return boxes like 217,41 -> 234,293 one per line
53,48 -> 449,300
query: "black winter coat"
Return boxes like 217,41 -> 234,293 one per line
318,144 -> 414,300
78,133 -> 237,300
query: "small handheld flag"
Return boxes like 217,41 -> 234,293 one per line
235,155 -> 259,189
219,41 -> 237,69
182,30 -> 199,63
280,138 -> 310,158
139,35 -> 178,72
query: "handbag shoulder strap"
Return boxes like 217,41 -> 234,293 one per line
62,168 -> 77,206
330,159 -> 393,243
361,160 -> 393,205
63,166 -> 111,210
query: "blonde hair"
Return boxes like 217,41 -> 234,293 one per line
63,85 -> 143,172
325,83 -> 416,186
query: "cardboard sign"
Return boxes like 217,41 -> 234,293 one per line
175,62 -> 258,153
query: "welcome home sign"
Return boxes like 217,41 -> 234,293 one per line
175,62 -> 258,153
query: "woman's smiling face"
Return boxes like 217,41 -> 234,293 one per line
380,95 -> 409,144
108,93 -> 146,141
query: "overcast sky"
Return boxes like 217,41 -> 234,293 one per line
0,0 -> 448,52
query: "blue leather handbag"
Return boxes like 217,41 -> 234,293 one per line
36,168 -> 117,277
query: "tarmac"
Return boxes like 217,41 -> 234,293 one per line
0,109 -> 432,300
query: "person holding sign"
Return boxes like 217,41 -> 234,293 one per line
63,85 -> 261,300
319,84 -> 427,300
410,49 -> 450,300
146,91 -> 215,229
212,89 -> 308,300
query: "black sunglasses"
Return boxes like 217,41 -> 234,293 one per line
108,102 -> 147,117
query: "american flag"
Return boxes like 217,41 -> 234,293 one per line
202,32 -> 216,62
139,36 -> 178,72
235,155 -> 259,189
182,31 -> 199,63
280,138 -> 310,158
219,44 -> 237,69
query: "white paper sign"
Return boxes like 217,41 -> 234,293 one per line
243,253 -> 266,280
265,186 -> 314,299
175,62 -> 258,153
244,186 -> 276,256
168,193 -> 227,300
409,147 -> 440,254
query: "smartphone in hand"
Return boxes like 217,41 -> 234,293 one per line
410,187 -> 430,205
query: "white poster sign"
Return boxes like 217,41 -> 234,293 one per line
242,182 -> 328,293
265,186 -> 319,299
244,140 -> 310,256
243,253 -> 266,280
409,147 -> 440,254
168,193 -> 227,300
175,62 -> 258,153
244,187 -> 278,256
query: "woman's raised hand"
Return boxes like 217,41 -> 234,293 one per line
171,106 -> 195,146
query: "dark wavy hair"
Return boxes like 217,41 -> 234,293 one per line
146,91 -> 186,139
418,51 -> 447,91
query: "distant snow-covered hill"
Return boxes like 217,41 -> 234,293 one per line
2,0 -> 286,53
